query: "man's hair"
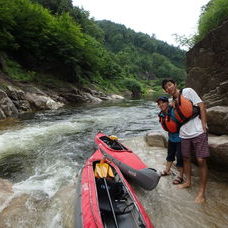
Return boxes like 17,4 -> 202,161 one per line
161,79 -> 176,90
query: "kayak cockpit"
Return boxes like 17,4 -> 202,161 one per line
94,161 -> 146,228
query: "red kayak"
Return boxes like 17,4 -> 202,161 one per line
94,132 -> 160,190
75,149 -> 154,228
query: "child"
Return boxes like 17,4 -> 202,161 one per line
157,96 -> 184,184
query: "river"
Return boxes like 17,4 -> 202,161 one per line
0,100 -> 227,228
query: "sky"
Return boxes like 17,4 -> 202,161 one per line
72,0 -> 210,47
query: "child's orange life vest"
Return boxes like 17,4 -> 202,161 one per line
158,106 -> 180,133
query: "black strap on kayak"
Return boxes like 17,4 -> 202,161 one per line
95,160 -> 119,228
103,178 -> 119,228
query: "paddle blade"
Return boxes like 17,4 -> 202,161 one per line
94,162 -> 114,178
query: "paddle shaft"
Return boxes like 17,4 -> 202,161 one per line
103,178 -> 119,228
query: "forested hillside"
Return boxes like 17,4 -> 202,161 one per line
97,20 -> 186,82
0,0 -> 186,96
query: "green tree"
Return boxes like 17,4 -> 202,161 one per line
123,78 -> 143,98
197,0 -> 228,41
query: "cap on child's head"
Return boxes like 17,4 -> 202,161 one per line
156,96 -> 169,103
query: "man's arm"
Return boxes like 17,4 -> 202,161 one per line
198,102 -> 207,132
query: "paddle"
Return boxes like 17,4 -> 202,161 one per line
95,160 -> 119,228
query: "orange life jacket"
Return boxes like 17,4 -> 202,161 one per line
158,106 -> 180,133
173,89 -> 200,124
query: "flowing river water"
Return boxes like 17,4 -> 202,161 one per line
0,100 -> 227,228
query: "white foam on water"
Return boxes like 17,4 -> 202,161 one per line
13,161 -> 77,198
0,120 -> 87,158
48,213 -> 62,228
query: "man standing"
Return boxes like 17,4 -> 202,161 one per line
161,79 -> 209,203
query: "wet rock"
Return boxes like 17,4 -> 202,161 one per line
0,178 -> 13,207
54,183 -> 76,228
109,94 -> 125,100
59,92 -> 86,103
0,71 -> 126,119
6,85 -> 31,112
207,106 -> 228,135
0,89 -> 18,118
0,193 -> 35,226
144,132 -> 167,148
25,93 -> 64,110
0,188 -> 56,228
84,92 -> 102,103
208,134 -> 228,171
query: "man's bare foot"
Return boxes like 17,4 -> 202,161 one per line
195,193 -> 206,203
177,182 -> 191,189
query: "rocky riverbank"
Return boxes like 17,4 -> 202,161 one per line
0,72 -> 124,120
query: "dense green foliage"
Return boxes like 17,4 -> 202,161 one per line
97,20 -> 186,83
197,0 -> 228,41
0,0 -> 186,96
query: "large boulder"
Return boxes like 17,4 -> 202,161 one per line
208,134 -> 228,171
25,93 -> 64,110
144,132 -> 168,148
6,85 -> 31,112
0,89 -> 18,118
207,106 -> 228,135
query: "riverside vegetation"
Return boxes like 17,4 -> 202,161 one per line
0,0 -> 227,112
0,0 -> 186,99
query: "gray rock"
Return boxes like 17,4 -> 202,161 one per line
207,106 -> 228,135
144,132 -> 168,148
208,134 -> 228,171
6,85 -> 31,112
109,94 -> 125,100
25,93 -> 64,110
84,92 -> 102,103
0,89 -> 18,118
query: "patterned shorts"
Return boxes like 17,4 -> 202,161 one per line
181,133 -> 210,158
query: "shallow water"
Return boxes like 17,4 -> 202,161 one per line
0,100 -> 227,228
123,137 -> 228,228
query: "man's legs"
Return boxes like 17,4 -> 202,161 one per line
195,158 -> 208,203
178,138 -> 191,188
193,133 -> 209,203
